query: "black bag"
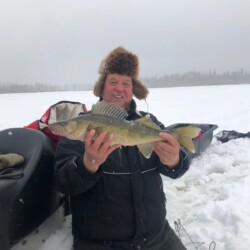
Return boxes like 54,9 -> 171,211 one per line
215,130 -> 250,143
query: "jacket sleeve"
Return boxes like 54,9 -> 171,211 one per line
143,112 -> 192,179
54,137 -> 102,196
157,147 -> 191,179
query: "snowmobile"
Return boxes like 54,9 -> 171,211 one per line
0,122 -> 218,250
0,101 -> 86,250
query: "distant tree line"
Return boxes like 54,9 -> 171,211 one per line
1,69 -> 250,94
0,82 -> 92,94
142,69 -> 250,88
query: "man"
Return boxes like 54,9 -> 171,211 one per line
54,47 -> 189,250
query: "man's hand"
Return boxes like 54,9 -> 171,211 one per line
153,132 -> 180,168
83,129 -> 120,174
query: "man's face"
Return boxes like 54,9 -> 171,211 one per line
102,73 -> 133,110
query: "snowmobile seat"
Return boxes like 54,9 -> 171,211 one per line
0,128 -> 61,247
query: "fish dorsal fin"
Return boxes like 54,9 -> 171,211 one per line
136,116 -> 161,131
91,101 -> 128,120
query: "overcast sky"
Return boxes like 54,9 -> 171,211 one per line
0,0 -> 250,86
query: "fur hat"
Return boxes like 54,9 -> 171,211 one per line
93,47 -> 149,100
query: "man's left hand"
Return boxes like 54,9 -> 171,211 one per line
153,132 -> 180,168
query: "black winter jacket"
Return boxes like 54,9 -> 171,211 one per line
54,100 -> 191,245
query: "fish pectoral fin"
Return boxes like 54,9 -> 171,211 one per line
137,144 -> 153,159
135,117 -> 161,130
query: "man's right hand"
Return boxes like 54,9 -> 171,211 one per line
83,129 -> 120,173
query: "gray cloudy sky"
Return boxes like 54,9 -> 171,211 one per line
0,0 -> 250,86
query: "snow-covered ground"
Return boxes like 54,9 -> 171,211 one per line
1,84 -> 250,250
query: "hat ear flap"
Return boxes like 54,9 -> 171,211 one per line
133,80 -> 149,100
93,74 -> 106,97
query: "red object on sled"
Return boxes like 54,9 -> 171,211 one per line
25,101 -> 87,144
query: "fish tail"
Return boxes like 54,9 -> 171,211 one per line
170,127 -> 201,153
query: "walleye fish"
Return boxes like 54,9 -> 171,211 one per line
47,101 -> 201,158
0,153 -> 24,170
